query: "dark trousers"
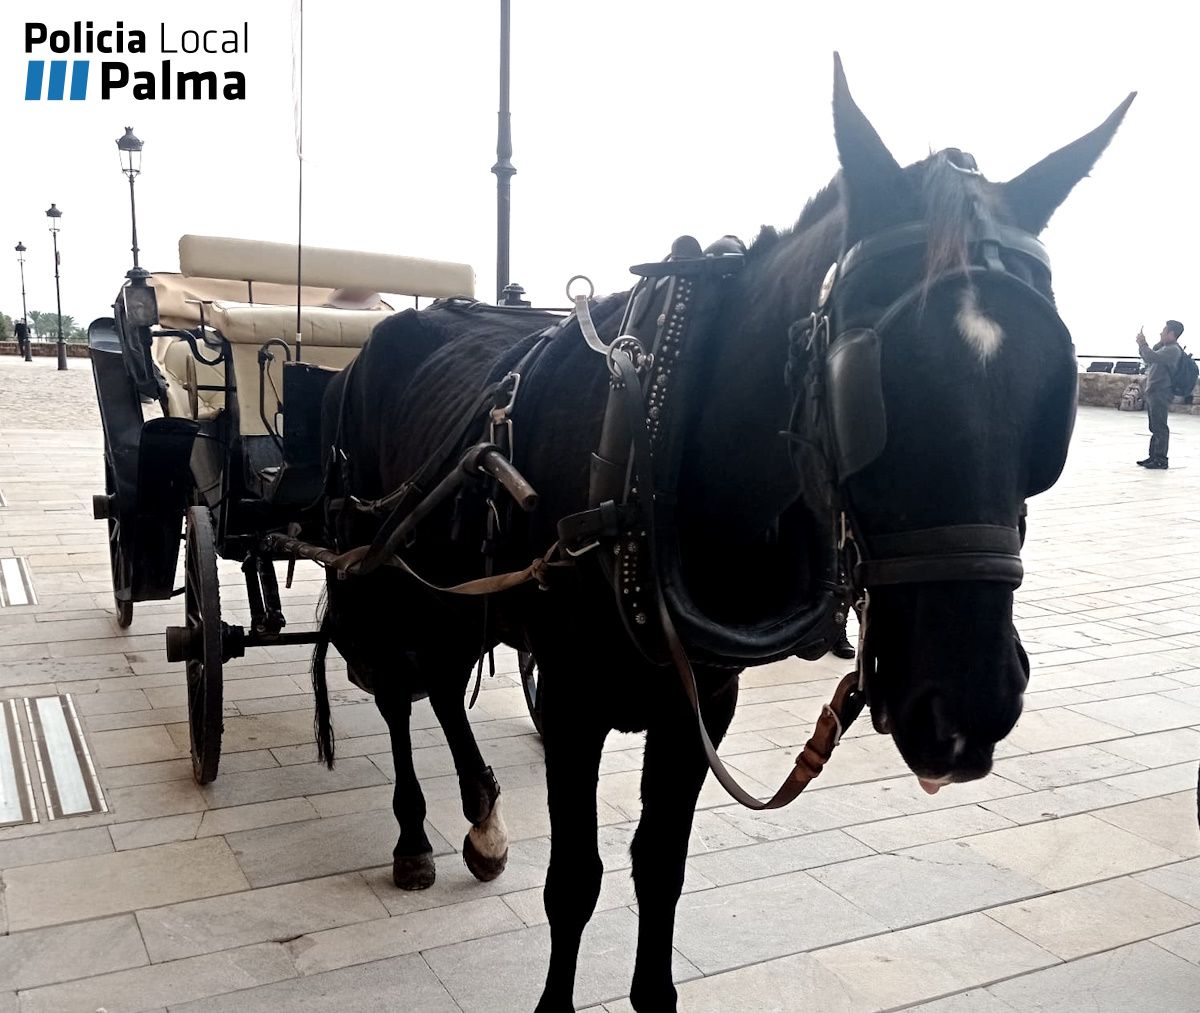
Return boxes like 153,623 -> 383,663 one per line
1147,393 -> 1170,462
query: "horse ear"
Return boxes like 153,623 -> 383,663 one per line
1001,92 -> 1136,234
832,52 -> 907,238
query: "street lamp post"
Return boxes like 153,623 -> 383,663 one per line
45,204 -> 66,370
116,127 -> 146,277
114,127 -> 160,402
14,242 -> 31,362
492,0 -> 515,304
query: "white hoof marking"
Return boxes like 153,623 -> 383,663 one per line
468,796 -> 508,859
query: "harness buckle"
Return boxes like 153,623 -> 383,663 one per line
489,372 -> 521,456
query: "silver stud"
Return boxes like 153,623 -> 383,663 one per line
819,261 -> 839,309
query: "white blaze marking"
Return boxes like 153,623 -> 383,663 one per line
956,286 -> 1004,361
468,795 -> 509,859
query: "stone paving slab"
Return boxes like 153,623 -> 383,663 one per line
3,354 -> 1200,1009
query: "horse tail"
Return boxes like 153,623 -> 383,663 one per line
311,592 -> 336,769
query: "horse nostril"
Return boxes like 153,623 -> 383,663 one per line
925,695 -> 968,759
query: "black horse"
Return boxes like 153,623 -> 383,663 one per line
316,58 -> 1132,1012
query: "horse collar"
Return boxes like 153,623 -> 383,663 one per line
558,235 -> 843,668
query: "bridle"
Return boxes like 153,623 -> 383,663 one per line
786,209 -> 1076,693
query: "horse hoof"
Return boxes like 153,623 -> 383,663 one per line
393,852 -> 436,890
462,832 -> 507,882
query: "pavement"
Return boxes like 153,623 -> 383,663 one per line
2,351 -> 1200,1012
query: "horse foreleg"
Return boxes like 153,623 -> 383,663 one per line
536,710 -> 608,1013
428,670 -> 507,882
376,684 -> 436,890
629,677 -> 738,1012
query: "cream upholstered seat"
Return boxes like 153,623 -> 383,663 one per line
151,236 -> 475,435
177,234 -> 474,302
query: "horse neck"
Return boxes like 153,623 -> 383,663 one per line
684,222 -> 839,535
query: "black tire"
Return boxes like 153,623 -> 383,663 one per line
518,651 -> 543,738
182,506 -> 223,784
102,461 -> 134,628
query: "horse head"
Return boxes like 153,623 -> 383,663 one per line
811,56 -> 1134,789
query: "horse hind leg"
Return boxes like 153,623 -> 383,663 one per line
429,667 -> 508,882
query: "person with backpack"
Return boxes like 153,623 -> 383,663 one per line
1135,319 -> 1188,469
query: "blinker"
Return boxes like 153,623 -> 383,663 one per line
825,327 -> 887,481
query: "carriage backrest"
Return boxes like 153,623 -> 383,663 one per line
149,272 -> 336,330
178,235 -> 475,300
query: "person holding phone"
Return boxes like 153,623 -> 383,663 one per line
1135,319 -> 1185,469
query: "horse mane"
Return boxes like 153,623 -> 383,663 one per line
920,151 -> 992,296
745,151 -> 996,306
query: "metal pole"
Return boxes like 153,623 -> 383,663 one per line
491,0 -> 515,304
52,229 -> 66,370
128,173 -> 140,270
17,251 -> 31,361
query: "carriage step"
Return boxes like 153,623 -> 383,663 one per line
92,493 -> 112,520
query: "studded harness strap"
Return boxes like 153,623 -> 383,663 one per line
561,242 -> 866,809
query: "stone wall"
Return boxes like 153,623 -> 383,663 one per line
1078,371 -> 1200,414
0,342 -> 90,358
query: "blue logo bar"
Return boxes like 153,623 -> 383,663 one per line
24,61 -> 44,101
23,60 -> 90,101
70,61 -> 89,100
46,60 -> 67,101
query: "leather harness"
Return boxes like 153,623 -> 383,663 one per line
287,206 -> 1075,811
555,211 -> 1075,808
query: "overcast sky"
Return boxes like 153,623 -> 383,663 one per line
1,1 -> 1194,355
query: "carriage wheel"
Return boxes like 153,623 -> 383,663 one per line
97,461 -> 134,628
177,506 -> 224,784
518,651 -> 544,738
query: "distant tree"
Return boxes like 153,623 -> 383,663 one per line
25,311 -> 80,340
68,323 -> 87,343
0,312 -> 11,340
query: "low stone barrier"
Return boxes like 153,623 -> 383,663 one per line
1077,371 -> 1200,414
0,342 -> 90,358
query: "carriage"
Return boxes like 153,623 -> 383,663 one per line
88,236 -> 549,783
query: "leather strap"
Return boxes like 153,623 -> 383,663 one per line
612,352 -> 865,809
263,534 -> 570,596
557,500 -> 639,553
856,554 -> 1023,587
853,524 -> 1024,588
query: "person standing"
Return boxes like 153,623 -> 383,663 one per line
1136,319 -> 1185,470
